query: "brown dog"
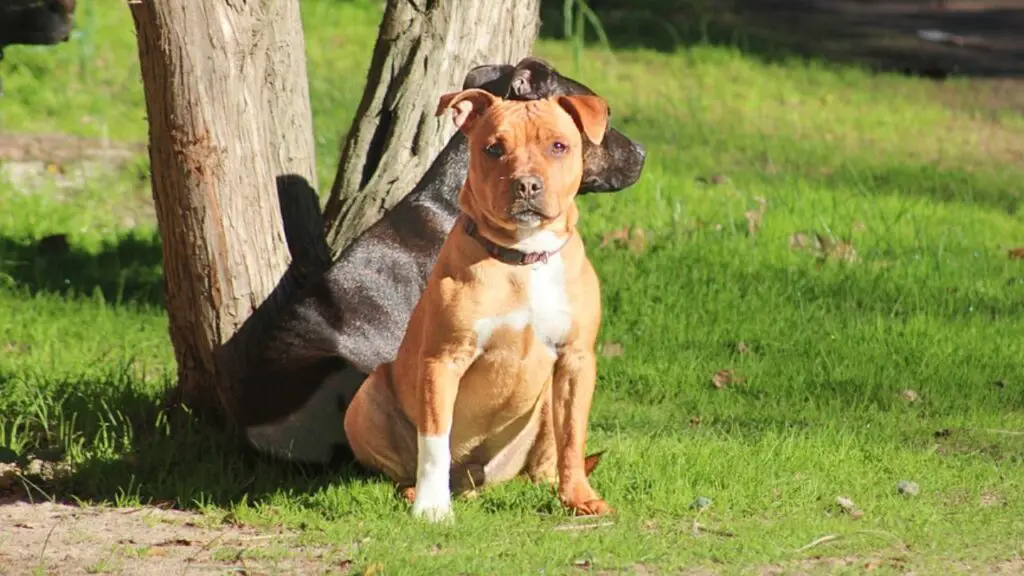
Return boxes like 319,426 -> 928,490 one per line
343,87 -> 611,523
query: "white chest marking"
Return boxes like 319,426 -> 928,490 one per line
473,231 -> 573,358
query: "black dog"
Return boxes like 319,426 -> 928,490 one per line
243,57 -> 647,465
0,0 -> 75,95
0,0 -> 75,49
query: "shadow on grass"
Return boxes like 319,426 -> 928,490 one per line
539,0 -> 1024,79
0,231 -> 165,307
0,368 -> 376,510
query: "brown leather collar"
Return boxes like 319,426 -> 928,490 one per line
463,217 -> 568,266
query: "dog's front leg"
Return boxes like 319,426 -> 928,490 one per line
412,356 -> 466,523
552,348 -> 611,516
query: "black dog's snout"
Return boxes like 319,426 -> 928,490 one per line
511,175 -> 544,199
632,141 -> 647,159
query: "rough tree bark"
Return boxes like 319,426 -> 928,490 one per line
129,0 -> 327,428
321,0 -> 541,256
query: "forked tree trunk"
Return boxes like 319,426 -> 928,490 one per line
129,0 -> 327,429
322,0 -> 541,256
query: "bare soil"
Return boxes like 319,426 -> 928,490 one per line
0,501 -> 344,576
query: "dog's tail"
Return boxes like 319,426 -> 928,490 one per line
583,450 -> 606,477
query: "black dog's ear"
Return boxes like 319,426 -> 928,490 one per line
463,64 -> 515,90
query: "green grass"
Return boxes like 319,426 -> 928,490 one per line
2,0 -> 1024,573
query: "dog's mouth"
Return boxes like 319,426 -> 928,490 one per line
508,203 -> 557,227
511,210 -> 543,227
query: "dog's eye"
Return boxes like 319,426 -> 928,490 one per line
484,142 -> 505,158
551,141 -> 568,155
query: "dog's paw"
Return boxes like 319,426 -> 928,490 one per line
567,498 -> 614,517
411,482 -> 453,523
559,479 -> 613,517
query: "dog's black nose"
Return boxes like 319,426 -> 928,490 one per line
511,175 -> 544,199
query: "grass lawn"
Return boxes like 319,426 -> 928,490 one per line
2,0 -> 1024,573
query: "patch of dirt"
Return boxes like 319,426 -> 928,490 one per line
0,501 -> 342,575
0,133 -> 147,194
0,134 -> 145,164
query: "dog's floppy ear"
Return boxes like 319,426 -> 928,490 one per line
462,64 -> 514,90
436,88 -> 499,132
557,95 -> 609,146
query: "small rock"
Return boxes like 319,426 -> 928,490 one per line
0,462 -> 19,490
24,458 -> 45,477
690,496 -> 713,510
897,480 -> 920,496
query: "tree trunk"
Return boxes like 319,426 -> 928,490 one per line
321,0 -> 541,256
129,0 -> 327,429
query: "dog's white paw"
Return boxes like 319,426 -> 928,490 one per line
413,432 -> 454,523
411,481 -> 453,523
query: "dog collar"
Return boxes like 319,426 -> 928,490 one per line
463,218 -> 568,266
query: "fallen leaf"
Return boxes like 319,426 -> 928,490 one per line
599,227 -> 629,248
744,209 -> 762,236
789,232 -> 812,250
712,369 -> 745,389
736,341 -> 750,355
901,389 -> 919,402
744,197 -> 768,236
599,227 -> 648,253
572,559 -> 592,570
789,230 -> 857,262
831,240 -> 858,262
1009,247 -> 1024,260
600,342 -> 624,358
628,228 -> 647,253
696,174 -> 729,185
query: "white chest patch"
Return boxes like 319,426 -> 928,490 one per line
473,232 -> 573,357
